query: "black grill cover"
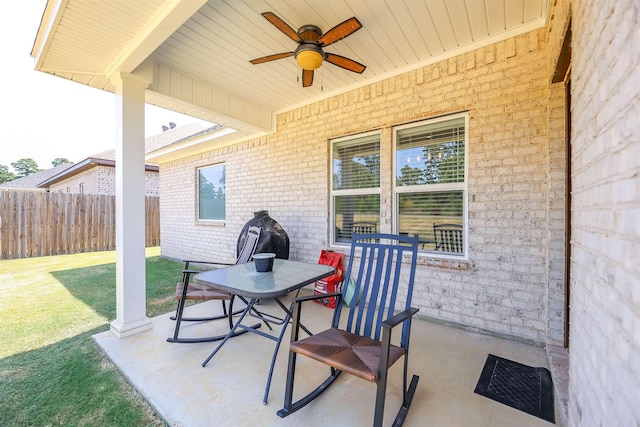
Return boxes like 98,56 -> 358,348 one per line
237,210 -> 290,260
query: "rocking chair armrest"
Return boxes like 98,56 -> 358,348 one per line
382,307 -> 419,330
182,259 -> 234,267
293,292 -> 342,304
289,292 -> 343,343
181,260 -> 235,278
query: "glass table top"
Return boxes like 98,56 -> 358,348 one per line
194,259 -> 335,299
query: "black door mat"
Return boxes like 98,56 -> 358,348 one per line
474,354 -> 555,424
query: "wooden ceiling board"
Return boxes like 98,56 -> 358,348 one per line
405,1 -> 445,57
360,1 -> 419,66
346,0 -> 404,71
465,0 -> 490,40
51,1 -> 149,75
200,3 -> 296,74
163,35 -> 292,108
445,0 -> 474,46
424,0 -> 459,52
485,0 -> 507,33
171,16 -> 305,107
263,0 -> 325,32
524,0 -> 546,21
505,0 -> 526,28
387,1 -> 429,61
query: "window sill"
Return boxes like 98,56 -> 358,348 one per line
195,220 -> 226,227
416,256 -> 472,271
329,245 -> 472,271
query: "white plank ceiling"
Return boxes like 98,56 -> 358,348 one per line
33,0 -> 548,121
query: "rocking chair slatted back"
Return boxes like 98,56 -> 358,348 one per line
236,226 -> 261,263
339,234 -> 418,345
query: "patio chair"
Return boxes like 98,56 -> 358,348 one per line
168,226 -> 263,343
277,233 -> 420,426
433,223 -> 463,253
352,221 -> 377,242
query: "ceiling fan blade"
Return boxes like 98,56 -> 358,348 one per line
318,17 -> 362,47
250,52 -> 294,65
325,53 -> 366,74
261,12 -> 302,43
302,69 -> 314,87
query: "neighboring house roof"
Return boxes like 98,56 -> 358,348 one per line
145,123 -> 228,163
0,163 -> 74,191
37,150 -> 159,188
145,122 -> 208,153
38,123 -> 207,189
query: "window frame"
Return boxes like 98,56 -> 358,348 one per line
392,113 -> 469,259
329,130 -> 382,247
196,163 -> 226,223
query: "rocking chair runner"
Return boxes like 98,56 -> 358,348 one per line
168,226 -> 265,343
277,233 -> 420,426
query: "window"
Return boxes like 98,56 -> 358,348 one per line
79,183 -> 84,194
331,132 -> 381,244
198,164 -> 226,221
394,114 -> 467,256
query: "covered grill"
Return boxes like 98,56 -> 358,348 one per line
237,210 -> 290,260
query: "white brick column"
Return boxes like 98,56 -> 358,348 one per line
109,72 -> 152,338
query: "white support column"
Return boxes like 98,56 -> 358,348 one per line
109,72 -> 152,338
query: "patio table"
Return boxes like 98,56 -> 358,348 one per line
194,259 -> 334,404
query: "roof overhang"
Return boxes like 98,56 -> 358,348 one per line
32,0 -> 550,160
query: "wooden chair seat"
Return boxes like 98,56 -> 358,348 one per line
176,282 -> 231,301
290,327 -> 405,383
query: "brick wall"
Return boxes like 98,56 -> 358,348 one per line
160,28 -> 555,344
546,83 -> 568,346
49,169 -> 98,194
569,1 -> 640,425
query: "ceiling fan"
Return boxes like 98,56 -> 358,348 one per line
250,12 -> 366,87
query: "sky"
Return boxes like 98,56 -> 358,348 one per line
0,1 -> 212,173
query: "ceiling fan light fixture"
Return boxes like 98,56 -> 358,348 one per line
295,45 -> 323,70
251,13 -> 365,87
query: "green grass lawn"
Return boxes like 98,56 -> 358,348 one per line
0,247 -> 181,426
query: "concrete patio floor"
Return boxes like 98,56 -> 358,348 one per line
94,294 -> 557,426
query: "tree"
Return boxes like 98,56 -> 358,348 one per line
11,158 -> 40,178
0,165 -> 16,184
52,158 -> 71,167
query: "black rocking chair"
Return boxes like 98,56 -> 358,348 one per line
168,226 -> 268,343
277,233 -> 420,426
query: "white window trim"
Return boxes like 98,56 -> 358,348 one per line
329,130 -> 382,247
196,163 -> 226,224
392,112 -> 469,260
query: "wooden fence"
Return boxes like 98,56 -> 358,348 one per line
0,191 -> 160,260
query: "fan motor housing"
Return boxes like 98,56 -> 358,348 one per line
297,24 -> 322,42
